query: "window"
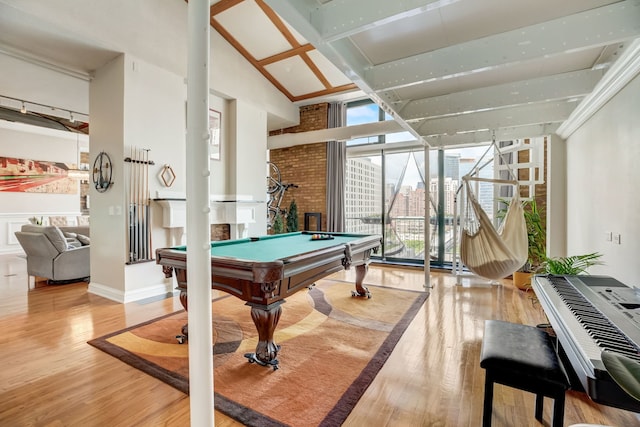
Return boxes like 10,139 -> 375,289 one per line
345,99 -> 412,146
345,143 -> 501,267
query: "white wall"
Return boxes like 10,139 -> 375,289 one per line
88,54 -> 192,303
227,99 -> 268,237
87,54 -> 127,300
122,55 -> 191,301
0,121 -> 86,253
566,74 -> 640,285
0,53 -> 89,115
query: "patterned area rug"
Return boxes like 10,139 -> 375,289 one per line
88,279 -> 428,426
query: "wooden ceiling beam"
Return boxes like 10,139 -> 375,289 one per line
258,44 -> 314,66
290,83 -> 358,103
209,0 -> 244,16
209,17 -> 295,100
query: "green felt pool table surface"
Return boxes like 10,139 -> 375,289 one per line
171,232 -> 370,262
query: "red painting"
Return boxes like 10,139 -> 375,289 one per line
0,156 -> 78,194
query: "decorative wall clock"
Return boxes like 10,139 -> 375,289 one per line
92,151 -> 113,193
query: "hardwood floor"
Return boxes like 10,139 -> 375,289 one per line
1,254 -> 638,426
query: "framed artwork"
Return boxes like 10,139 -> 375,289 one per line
0,155 -> 78,194
209,109 -> 221,160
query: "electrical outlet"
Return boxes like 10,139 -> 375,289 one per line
605,232 -> 612,242
613,233 -> 621,244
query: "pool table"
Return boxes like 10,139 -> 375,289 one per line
156,231 -> 381,369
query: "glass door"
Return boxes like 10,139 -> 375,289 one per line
383,150 -> 427,262
345,148 -> 429,263
345,153 -> 383,238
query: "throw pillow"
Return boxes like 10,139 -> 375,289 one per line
76,234 -> 91,246
67,238 -> 82,249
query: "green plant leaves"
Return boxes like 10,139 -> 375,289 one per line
272,211 -> 284,234
286,199 -> 298,232
539,252 -> 603,275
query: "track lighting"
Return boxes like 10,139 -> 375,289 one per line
1,94 -> 87,123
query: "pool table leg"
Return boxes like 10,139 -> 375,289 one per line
244,301 -> 283,370
176,289 -> 189,343
351,263 -> 371,298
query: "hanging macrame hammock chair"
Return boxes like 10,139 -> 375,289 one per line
459,165 -> 528,281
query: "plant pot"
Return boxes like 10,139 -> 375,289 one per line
513,271 -> 532,290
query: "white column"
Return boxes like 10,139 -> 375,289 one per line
186,0 -> 214,425
424,144 -> 431,289
546,133 -> 567,258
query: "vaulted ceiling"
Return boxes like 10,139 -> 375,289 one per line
209,0 -> 359,103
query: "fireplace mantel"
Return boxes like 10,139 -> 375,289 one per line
153,191 -> 260,242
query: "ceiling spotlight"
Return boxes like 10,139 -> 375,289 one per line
20,102 -> 26,114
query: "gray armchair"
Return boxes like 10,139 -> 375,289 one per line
15,224 -> 90,287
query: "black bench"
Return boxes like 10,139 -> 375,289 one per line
480,320 -> 570,427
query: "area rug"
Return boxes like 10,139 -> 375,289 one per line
88,279 -> 428,426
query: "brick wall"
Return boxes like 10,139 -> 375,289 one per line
269,103 -> 329,231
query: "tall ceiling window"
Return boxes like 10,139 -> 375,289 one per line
345,100 -> 413,146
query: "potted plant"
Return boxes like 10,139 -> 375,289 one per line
537,252 -> 603,275
286,199 -> 298,232
271,211 -> 284,234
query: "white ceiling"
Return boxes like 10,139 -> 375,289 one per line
1,0 -> 639,147
263,0 -> 640,146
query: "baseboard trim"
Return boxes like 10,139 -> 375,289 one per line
88,281 -> 175,304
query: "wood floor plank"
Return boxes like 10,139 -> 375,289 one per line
1,256 -> 639,426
